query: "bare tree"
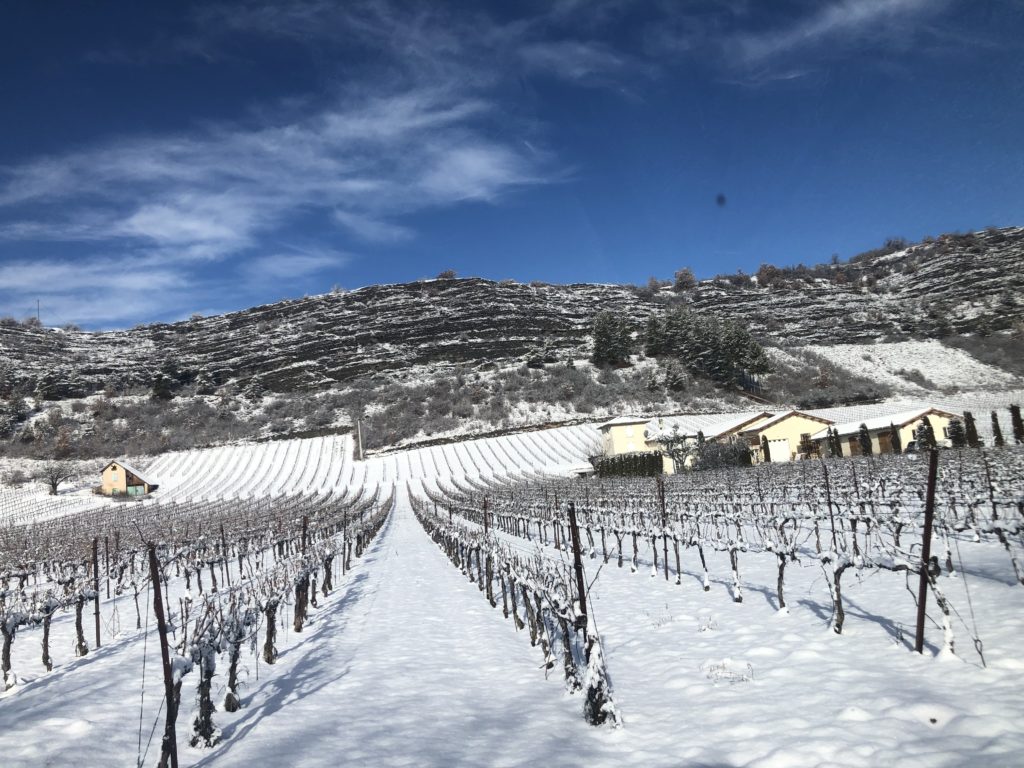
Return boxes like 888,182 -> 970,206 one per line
36,461 -> 75,495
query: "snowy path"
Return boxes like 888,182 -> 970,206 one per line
184,500 -> 623,767
0,499 -> 625,768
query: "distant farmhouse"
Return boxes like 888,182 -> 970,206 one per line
811,407 -> 960,457
598,405 -> 963,472
100,460 -> 157,496
734,410 -> 835,464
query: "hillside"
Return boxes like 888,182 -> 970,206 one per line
0,227 -> 1021,456
2,227 -> 1022,395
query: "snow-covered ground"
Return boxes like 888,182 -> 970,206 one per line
801,340 -> 1021,392
3,489 -> 1023,767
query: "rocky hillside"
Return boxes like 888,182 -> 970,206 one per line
1,226 -> 1022,399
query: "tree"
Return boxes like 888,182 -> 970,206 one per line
963,411 -> 981,448
663,361 -> 687,392
194,369 -> 217,396
992,411 -> 1005,447
760,435 -> 771,463
36,461 -> 74,496
828,427 -> 843,458
946,418 -> 967,448
150,372 -> 175,401
1010,404 -> 1024,445
672,268 -> 696,292
243,374 -> 266,402
654,425 -> 690,473
888,423 -> 902,454
858,424 -> 873,456
436,269 -> 457,279
914,415 -> 937,449
590,311 -> 632,367
692,440 -> 752,471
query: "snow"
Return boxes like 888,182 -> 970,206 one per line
803,340 -> 1021,393
3,490 -> 1024,766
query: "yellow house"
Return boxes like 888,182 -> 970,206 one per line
597,416 -> 655,456
646,411 -> 772,473
811,407 -> 960,456
100,459 -> 157,496
736,411 -> 835,463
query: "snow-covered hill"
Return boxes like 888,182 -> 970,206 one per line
1,227 -> 1021,397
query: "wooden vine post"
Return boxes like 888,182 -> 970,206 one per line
915,448 -> 940,654
657,475 -> 669,581
567,502 -> 588,628
148,543 -> 179,768
92,537 -> 101,649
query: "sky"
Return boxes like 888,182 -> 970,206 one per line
0,0 -> 1022,329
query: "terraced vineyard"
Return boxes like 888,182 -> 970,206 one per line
1,425 -> 1023,766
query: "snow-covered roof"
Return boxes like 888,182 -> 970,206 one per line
736,410 -> 833,435
596,415 -> 654,431
104,459 -> 153,484
647,411 -> 771,441
810,406 -> 961,440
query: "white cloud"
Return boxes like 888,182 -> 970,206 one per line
245,250 -> 349,281
731,0 -> 941,63
333,211 -> 414,243
517,40 -> 630,82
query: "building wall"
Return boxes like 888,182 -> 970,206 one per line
835,412 -> 957,456
100,462 -> 151,495
100,464 -> 128,495
601,423 -> 648,456
750,415 -> 832,463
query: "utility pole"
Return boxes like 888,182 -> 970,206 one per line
915,448 -> 940,654
36,299 -> 40,325
356,419 -> 364,461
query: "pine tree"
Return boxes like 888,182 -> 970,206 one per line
643,315 -> 665,357
663,361 -> 687,392
828,427 -> 843,458
915,415 -> 937,449
243,374 -> 266,402
672,267 -> 696,292
992,411 -> 1005,447
888,423 -> 902,454
858,424 -> 872,456
591,311 -> 632,367
150,372 -> 174,401
946,418 -> 967,448
1010,404 -> 1024,445
963,411 -> 981,448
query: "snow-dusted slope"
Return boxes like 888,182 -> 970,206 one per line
802,340 -> 1020,392
138,423 -> 600,502
1,227 -> 1021,397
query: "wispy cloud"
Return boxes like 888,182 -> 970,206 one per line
517,40 -> 634,83
730,0 -> 943,64
245,248 -> 349,282
0,86 -> 545,326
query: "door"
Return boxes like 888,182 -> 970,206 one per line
767,438 -> 791,463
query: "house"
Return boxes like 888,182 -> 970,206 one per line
735,410 -> 835,463
596,416 -> 655,457
100,459 -> 157,496
646,411 -> 772,473
811,407 -> 961,456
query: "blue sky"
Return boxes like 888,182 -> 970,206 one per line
1,0 -> 1022,328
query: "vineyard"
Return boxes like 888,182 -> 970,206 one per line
1,426 -> 1023,766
